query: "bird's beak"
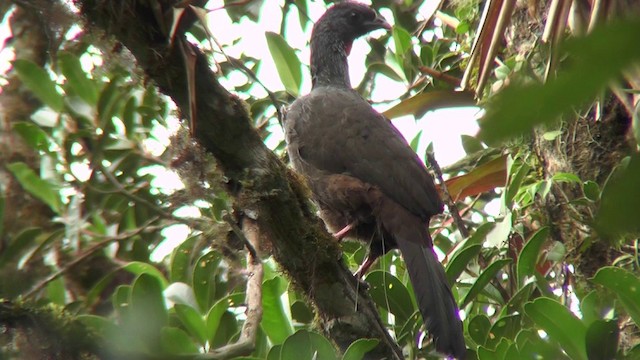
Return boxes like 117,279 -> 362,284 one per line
365,13 -> 392,32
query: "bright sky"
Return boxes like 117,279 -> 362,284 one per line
0,1 -> 481,261
205,0 -> 480,167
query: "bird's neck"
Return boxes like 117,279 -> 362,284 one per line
310,35 -> 352,89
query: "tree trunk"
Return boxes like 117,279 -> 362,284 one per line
505,0 -> 639,351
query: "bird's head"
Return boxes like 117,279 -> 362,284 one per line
312,2 -> 391,54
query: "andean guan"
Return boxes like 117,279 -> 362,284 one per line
283,2 -> 466,359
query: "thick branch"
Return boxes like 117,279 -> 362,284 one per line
76,0 -> 402,358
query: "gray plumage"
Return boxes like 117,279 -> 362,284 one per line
283,3 -> 466,358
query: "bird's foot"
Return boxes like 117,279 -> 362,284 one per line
353,275 -> 370,290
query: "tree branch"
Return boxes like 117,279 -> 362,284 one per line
197,218 -> 263,359
76,0 -> 402,358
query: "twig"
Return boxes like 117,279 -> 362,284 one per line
435,10 -> 460,29
97,162 -> 191,225
426,152 -> 469,238
419,66 -> 461,87
207,29 -> 284,126
427,152 -> 510,301
23,217 -> 163,299
222,213 -> 260,263
197,218 -> 263,359
228,56 -> 285,126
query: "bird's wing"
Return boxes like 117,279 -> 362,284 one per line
286,87 -> 443,219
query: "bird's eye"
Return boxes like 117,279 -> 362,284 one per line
350,11 -> 361,22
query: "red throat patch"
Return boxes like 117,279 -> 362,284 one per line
345,41 -> 353,56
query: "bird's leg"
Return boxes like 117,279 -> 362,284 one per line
333,221 -> 356,241
354,255 -> 377,279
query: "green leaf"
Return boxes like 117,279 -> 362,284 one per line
580,290 -> 613,327
462,222 -> 496,249
446,244 -> 481,284
13,59 -> 63,111
206,297 -> 230,344
486,314 -> 521,349
505,158 -> 530,210
280,330 -> 337,360
486,212 -> 513,248
524,297 -> 587,360
262,277 -> 294,344
542,130 -> 563,140
583,180 -> 600,202
517,227 -> 549,288
551,172 -> 581,183
383,91 -> 475,119
503,282 -> 535,315
160,326 -> 200,354
342,338 -> 379,360
479,18 -> 640,143
0,227 -> 40,267
193,251 -> 222,311
85,271 -> 118,309
175,304 -> 207,345
290,300 -> 313,324
468,314 -> 491,346
12,122 -> 49,152
129,274 -> 169,349
97,77 -> 127,128
293,0 -> 309,30
267,344 -> 282,360
456,21 -> 470,35
224,0 -> 264,22
122,96 -> 139,138
408,130 -> 422,152
516,329 -> 569,360
446,223 -> 494,283
169,236 -> 197,283
123,261 -> 168,288
365,270 -> 414,323
265,32 -> 302,97
596,154 -> 640,236
392,26 -> 412,55
462,259 -> 511,307
585,320 -> 619,360
7,162 -> 61,213
368,63 -> 404,82
546,241 -> 566,262
58,51 -> 98,105
211,310 -> 239,348
47,277 -> 66,305
112,285 -> 132,318
592,267 -> 640,326
461,134 -> 484,154
478,338 -> 511,360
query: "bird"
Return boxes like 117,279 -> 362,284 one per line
283,2 -> 466,359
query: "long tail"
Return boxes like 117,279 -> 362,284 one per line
373,194 -> 466,358
395,237 -> 466,358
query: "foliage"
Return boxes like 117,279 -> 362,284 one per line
1,1 -> 639,359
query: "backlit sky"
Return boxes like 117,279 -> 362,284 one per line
205,0 -> 480,167
0,1 -> 481,260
